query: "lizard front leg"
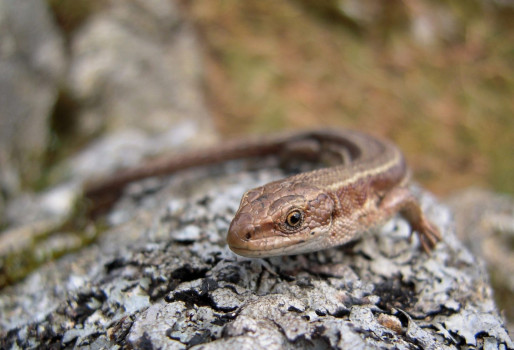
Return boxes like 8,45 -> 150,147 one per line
368,187 -> 441,253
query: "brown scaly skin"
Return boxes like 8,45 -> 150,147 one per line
226,130 -> 441,257
85,129 -> 441,257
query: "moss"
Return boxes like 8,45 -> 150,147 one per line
46,0 -> 105,37
0,198 -> 102,289
180,0 -> 514,195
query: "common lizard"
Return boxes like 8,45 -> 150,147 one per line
85,129 -> 441,257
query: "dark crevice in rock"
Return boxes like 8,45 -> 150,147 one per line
374,277 -> 417,311
171,264 -> 209,283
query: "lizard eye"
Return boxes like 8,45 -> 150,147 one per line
285,209 -> 303,228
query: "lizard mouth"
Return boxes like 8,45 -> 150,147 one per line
227,231 -> 327,258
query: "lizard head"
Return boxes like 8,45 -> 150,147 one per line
227,180 -> 336,257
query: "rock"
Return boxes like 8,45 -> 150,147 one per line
4,182 -> 79,228
300,0 -> 461,46
64,126 -> 217,183
68,0 -> 215,142
0,0 -> 65,197
446,188 -> 514,336
0,157 -> 512,349
0,0 -> 219,285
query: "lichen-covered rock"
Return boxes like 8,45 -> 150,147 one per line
447,188 -> 514,336
0,159 -> 512,349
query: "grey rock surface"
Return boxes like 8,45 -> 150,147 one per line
0,0 -> 65,198
68,0 -> 214,141
0,0 -> 219,281
447,188 -> 514,336
0,0 -> 217,222
0,127 -> 220,286
0,158 -> 512,349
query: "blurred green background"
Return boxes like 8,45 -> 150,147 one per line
49,0 -> 514,196
188,0 -> 514,198
184,0 -> 514,196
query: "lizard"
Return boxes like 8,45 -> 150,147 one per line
84,129 -> 441,257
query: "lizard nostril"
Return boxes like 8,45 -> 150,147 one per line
244,232 -> 252,241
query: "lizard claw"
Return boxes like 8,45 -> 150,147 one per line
413,219 -> 441,254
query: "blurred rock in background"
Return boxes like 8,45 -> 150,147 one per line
0,0 -> 65,208
1,0 -> 217,229
0,0 -> 217,289
67,0 -> 214,142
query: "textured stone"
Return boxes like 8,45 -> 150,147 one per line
447,188 -> 514,336
1,157 -> 512,349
